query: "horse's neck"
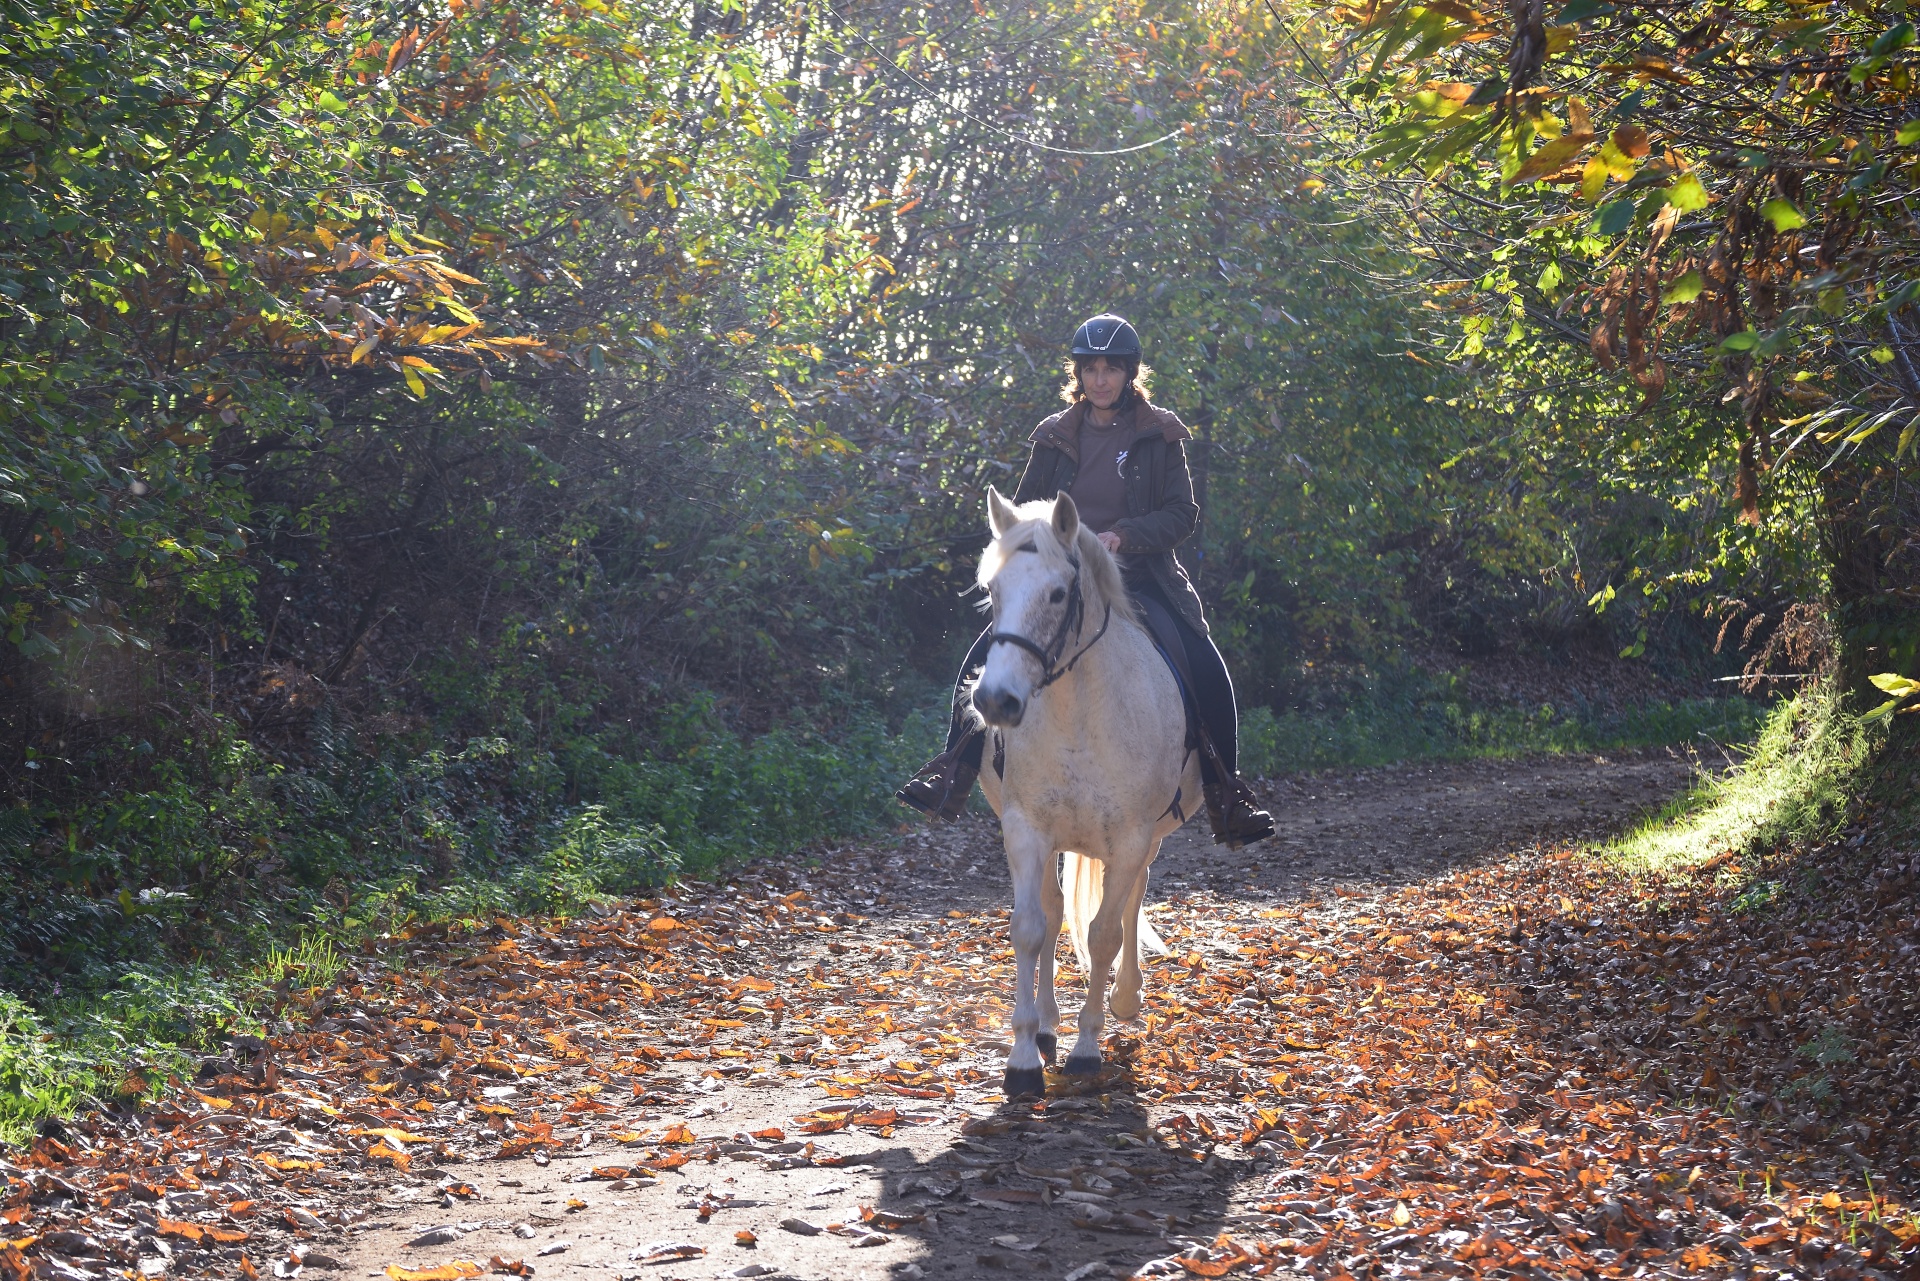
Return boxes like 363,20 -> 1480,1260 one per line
1024,602 -> 1160,740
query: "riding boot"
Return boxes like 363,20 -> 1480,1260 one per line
896,730 -> 983,820
1204,775 -> 1275,850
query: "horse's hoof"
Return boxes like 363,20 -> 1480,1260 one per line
1003,1067 -> 1046,1098
1063,1054 -> 1102,1076
1036,1032 -> 1058,1065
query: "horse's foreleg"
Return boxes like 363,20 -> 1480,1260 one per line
1110,848 -> 1160,1023
1066,847 -> 1144,1075
1035,853 -> 1065,1066
1001,816 -> 1053,1097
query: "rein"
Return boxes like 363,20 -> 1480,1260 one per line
986,554 -> 1114,690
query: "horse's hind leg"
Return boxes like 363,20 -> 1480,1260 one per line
1035,853 -> 1065,1066
1066,841 -> 1149,1075
1000,814 -> 1054,1097
1110,846 -> 1160,1023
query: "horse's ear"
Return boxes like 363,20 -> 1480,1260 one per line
1052,493 -> 1081,545
987,487 -> 1018,538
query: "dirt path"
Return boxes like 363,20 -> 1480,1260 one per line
319,753 -> 1693,1281
12,750 -> 1915,1281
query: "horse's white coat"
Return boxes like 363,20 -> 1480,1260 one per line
972,489 -> 1196,1080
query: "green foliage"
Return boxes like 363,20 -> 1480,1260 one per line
2,692 -> 938,1002
1608,684 -> 1879,872
1239,667 -> 1765,775
1336,0 -> 1920,681
0,693 -> 941,1143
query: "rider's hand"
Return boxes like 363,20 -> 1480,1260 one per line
1097,531 -> 1123,553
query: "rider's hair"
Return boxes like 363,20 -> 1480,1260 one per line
1059,355 -> 1153,407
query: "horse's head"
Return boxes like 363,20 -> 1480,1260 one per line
972,487 -> 1116,728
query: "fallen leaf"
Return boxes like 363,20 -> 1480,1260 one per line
385,1264 -> 484,1281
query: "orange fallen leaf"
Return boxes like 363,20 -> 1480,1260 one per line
368,1140 -> 412,1170
642,1151 -> 691,1171
385,1263 -> 485,1281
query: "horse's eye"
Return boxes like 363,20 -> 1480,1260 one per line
1050,588 -> 1067,603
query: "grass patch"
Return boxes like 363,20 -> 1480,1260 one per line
1605,683 -> 1878,873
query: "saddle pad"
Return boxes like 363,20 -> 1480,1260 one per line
1132,590 -> 1199,746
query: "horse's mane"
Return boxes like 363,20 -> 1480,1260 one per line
976,499 -> 1141,630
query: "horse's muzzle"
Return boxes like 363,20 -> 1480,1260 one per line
972,684 -> 1025,728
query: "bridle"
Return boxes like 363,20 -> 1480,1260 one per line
985,545 -> 1113,691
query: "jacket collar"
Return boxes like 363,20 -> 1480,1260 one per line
1029,400 -> 1190,460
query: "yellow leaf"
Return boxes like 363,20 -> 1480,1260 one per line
404,366 -> 427,398
1580,154 -> 1609,202
351,1127 -> 435,1145
1665,173 -> 1711,212
1512,132 -> 1593,184
351,336 -> 379,364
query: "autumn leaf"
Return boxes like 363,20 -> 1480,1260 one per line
367,1140 -> 412,1170
1511,133 -> 1593,184
386,1263 -> 484,1281
351,1127 -> 434,1145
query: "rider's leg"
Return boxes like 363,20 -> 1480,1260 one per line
1163,609 -> 1274,848
897,627 -> 992,818
1177,624 -> 1239,779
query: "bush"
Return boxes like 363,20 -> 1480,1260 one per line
1238,667 -> 1767,777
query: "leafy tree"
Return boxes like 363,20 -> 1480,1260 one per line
1336,0 -> 1920,688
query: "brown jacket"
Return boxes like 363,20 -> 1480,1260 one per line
1012,398 -> 1209,636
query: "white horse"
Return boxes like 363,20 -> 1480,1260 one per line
971,488 -> 1198,1096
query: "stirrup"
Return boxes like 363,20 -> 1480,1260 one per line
895,738 -> 981,821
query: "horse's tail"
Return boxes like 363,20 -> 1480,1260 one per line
1061,853 -> 1168,971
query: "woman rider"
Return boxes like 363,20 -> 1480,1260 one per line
897,313 -> 1275,850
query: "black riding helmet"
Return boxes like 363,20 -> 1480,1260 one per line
1070,313 -> 1141,359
